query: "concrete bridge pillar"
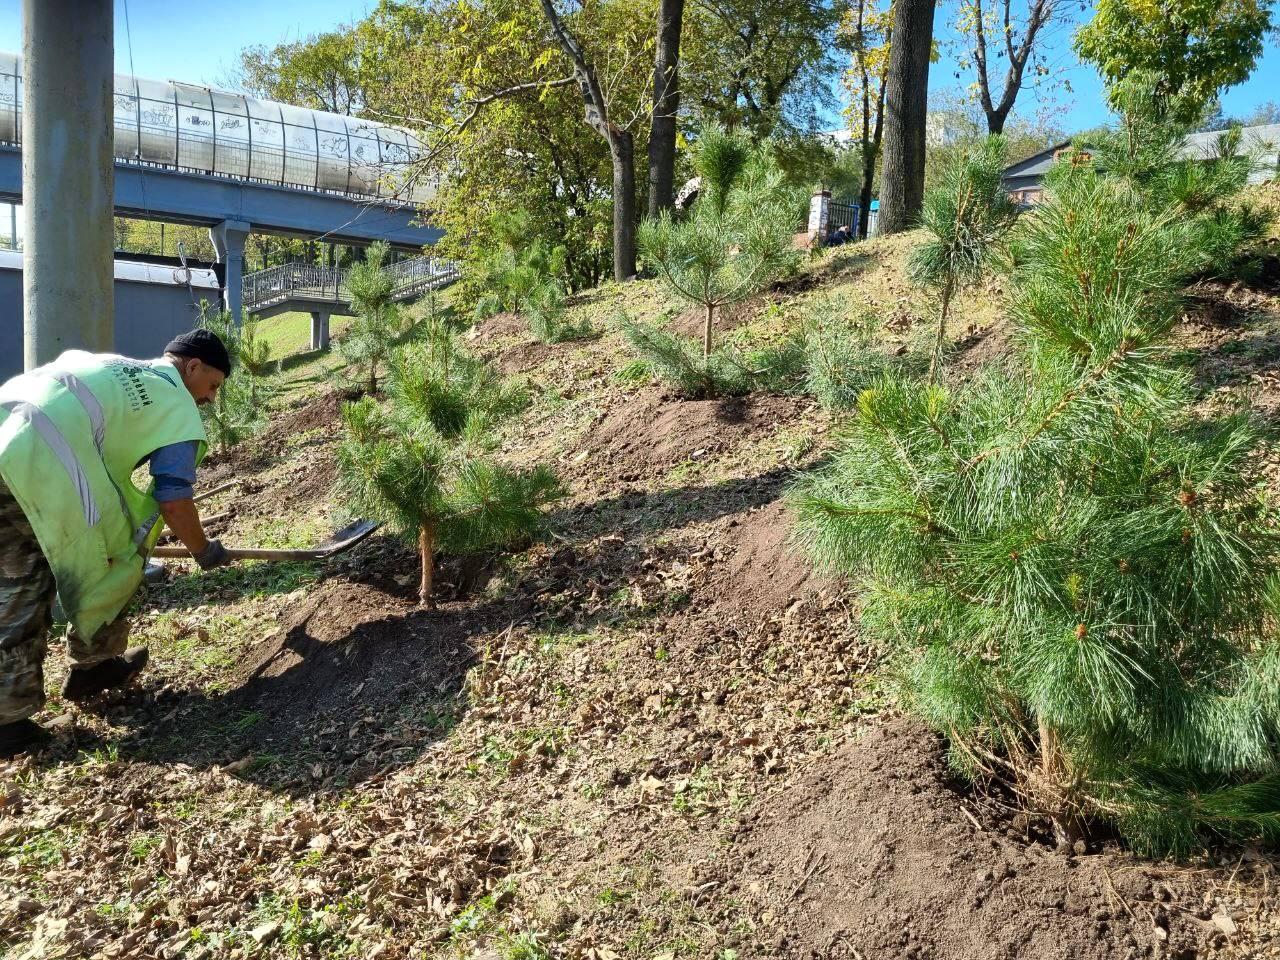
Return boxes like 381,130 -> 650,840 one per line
310,311 -> 331,351
209,219 -> 251,325
22,0 -> 114,369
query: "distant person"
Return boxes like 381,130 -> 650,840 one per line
826,223 -> 855,247
0,330 -> 238,758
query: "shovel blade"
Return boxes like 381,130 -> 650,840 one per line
312,519 -> 381,556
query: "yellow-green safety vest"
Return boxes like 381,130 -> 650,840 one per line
0,351 -> 207,640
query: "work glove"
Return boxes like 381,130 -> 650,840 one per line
193,539 -> 232,570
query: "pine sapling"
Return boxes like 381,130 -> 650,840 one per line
909,135 -> 1018,382
639,124 -> 802,359
336,327 -> 561,606
238,321 -> 273,407
340,241 -> 403,394
195,301 -> 266,452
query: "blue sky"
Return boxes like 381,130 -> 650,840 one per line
0,0 -> 1276,135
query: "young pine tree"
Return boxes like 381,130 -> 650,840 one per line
909,135 -> 1019,382
790,107 -> 1280,854
195,302 -> 267,452
339,241 -> 403,394
472,211 -> 589,344
336,327 -> 561,606
639,125 -> 802,359
237,321 -> 273,407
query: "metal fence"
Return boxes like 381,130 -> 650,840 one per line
827,200 -> 880,238
828,200 -> 860,234
243,255 -> 459,314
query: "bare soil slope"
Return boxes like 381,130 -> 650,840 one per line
732,718 -> 1250,960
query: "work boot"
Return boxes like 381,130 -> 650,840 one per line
0,718 -> 52,759
61,647 -> 150,702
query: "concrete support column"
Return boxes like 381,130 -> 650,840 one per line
22,0 -> 114,369
310,311 -> 331,351
807,189 -> 831,244
209,219 -> 251,325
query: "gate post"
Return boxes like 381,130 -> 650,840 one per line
807,189 -> 831,247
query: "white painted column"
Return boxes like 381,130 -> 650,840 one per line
807,190 -> 831,244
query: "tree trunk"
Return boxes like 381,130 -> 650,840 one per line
857,104 -> 883,239
418,523 -> 436,607
986,102 -> 1011,134
702,302 -> 715,358
539,0 -> 638,283
1037,717 -> 1084,847
878,0 -> 937,235
928,273 -> 956,383
648,0 -> 685,218
857,165 -> 875,240
612,131 -> 638,280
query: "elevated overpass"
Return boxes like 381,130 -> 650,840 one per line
0,51 -> 445,321
242,255 -> 460,350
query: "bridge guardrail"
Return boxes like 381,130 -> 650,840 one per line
243,255 -> 459,314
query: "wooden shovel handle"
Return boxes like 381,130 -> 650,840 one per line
193,480 -> 241,504
150,545 -> 325,561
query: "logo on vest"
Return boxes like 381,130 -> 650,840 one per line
104,360 -> 155,411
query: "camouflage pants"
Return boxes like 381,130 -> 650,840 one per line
0,484 -> 130,724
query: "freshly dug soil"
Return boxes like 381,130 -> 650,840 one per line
469,310 -> 528,339
494,339 -> 557,375
220,575 -> 501,755
199,390 -> 346,483
271,390 -> 348,436
580,389 -> 809,481
732,718 -> 1235,960
700,499 -> 835,620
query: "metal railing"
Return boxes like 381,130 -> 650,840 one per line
243,255 -> 459,314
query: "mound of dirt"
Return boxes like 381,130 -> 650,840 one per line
494,339 -> 556,375
730,718 -> 1232,960
579,390 -> 808,481
469,310 -> 528,339
274,390 -> 348,434
222,578 -> 477,750
700,499 -> 836,619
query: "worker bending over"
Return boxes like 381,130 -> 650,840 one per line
0,330 -> 235,758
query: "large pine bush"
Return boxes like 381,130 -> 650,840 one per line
790,104 -> 1280,853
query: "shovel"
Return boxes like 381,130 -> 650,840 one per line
193,480 -> 241,504
151,519 -> 380,562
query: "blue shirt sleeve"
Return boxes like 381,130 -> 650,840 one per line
148,440 -> 199,503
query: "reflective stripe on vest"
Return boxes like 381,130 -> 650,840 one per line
40,370 -> 151,546
49,371 -> 106,450
0,400 -> 100,526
